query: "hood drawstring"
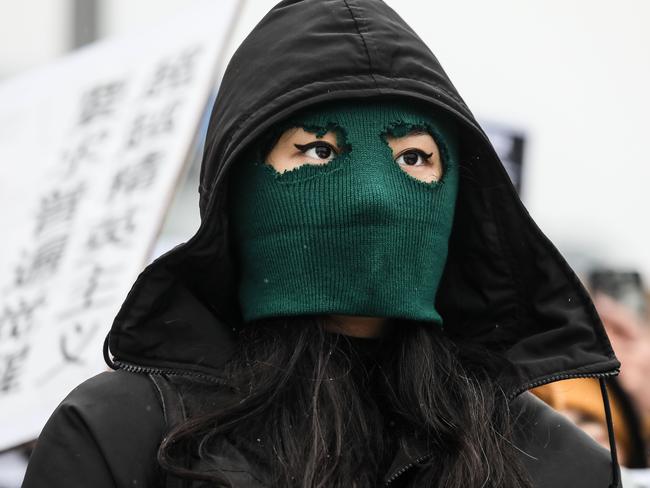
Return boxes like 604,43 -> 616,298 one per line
599,377 -> 621,487
103,333 -> 117,370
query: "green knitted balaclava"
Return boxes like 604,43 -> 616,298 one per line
228,99 -> 459,324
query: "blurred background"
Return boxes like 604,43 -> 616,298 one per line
2,0 -> 650,278
1,0 -> 649,486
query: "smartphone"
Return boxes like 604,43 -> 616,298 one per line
588,269 -> 647,321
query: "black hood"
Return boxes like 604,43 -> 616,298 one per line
106,0 -> 619,397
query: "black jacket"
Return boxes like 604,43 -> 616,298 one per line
22,370 -> 618,487
23,0 -> 622,486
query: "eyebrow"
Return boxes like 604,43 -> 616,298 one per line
386,127 -> 429,138
292,126 -> 344,147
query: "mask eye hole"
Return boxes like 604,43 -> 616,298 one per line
265,127 -> 343,174
395,149 -> 434,167
294,141 -> 338,162
384,129 -> 443,183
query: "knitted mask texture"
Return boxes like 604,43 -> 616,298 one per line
228,99 -> 459,323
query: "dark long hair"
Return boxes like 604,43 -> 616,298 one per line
158,315 -> 532,487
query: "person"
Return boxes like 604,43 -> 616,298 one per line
22,0 -> 623,487
594,292 -> 650,431
532,376 -> 647,468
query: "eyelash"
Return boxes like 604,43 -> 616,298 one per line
294,141 -> 338,156
396,148 -> 434,164
293,142 -> 433,164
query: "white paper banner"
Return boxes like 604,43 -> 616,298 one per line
0,0 -> 240,450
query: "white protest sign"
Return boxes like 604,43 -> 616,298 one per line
0,0 -> 240,450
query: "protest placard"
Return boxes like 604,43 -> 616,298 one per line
0,0 -> 240,450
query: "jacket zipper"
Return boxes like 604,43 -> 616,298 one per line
384,452 -> 433,486
117,354 -> 429,488
507,369 -> 619,401
113,360 -> 229,385
112,355 -> 618,486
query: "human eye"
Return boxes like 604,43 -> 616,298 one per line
294,141 -> 338,161
394,148 -> 434,167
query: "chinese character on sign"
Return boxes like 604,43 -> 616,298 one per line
86,207 -> 138,250
0,346 -> 29,393
58,320 -> 100,365
34,185 -> 85,237
126,100 -> 181,148
57,262 -> 123,318
36,318 -> 101,386
78,81 -> 126,125
58,130 -> 109,177
108,152 -> 161,200
0,295 -> 45,341
14,234 -> 69,287
145,47 -> 201,97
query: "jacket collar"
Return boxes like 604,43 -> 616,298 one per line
383,435 -> 432,486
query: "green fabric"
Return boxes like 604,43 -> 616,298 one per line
229,99 -> 459,323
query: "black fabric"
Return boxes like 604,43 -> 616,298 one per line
327,332 -> 385,366
608,377 -> 648,468
328,332 -> 400,477
148,374 -> 190,488
22,371 -> 166,488
106,0 -> 618,396
22,371 -> 618,487
511,392 -> 621,487
24,0 -> 623,486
